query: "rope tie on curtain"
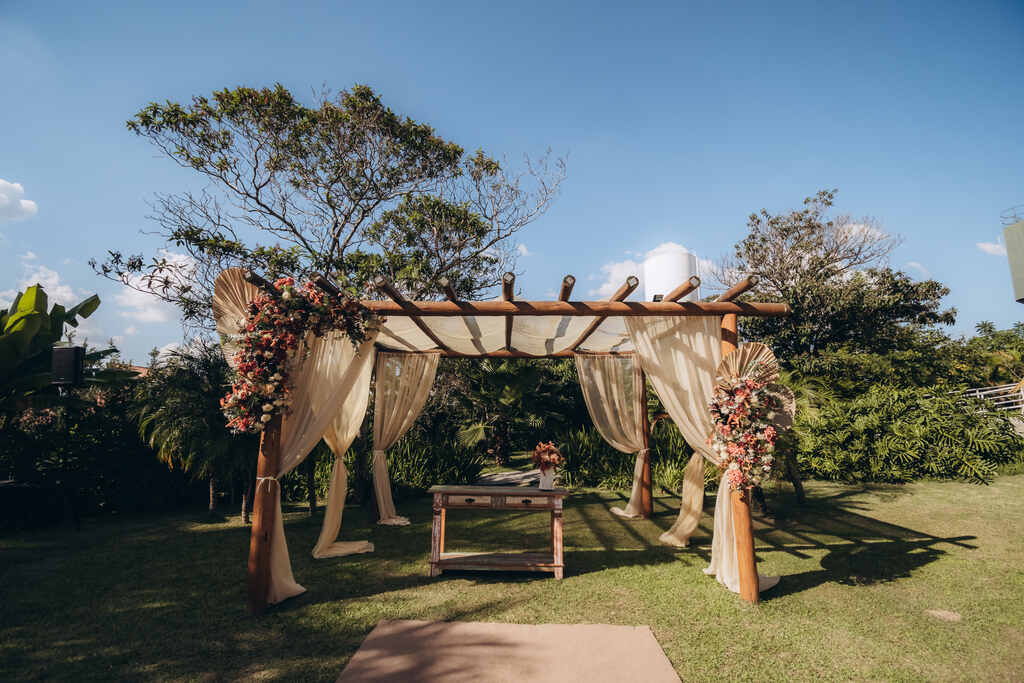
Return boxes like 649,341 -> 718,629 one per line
255,476 -> 279,492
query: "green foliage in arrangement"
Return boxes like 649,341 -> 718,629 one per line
793,385 -> 1024,483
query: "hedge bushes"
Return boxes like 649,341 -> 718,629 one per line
794,385 -> 1024,483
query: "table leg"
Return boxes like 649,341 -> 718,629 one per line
552,499 -> 564,580
430,493 -> 443,577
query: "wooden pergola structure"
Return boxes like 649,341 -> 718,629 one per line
245,271 -> 788,613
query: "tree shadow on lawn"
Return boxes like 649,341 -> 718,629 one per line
754,486 -> 977,599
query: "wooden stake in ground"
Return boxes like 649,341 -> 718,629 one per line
247,414 -> 282,615
720,313 -> 760,604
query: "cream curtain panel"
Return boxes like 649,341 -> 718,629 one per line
625,316 -> 722,550
702,473 -> 780,593
313,353 -> 376,559
371,351 -> 441,525
573,353 -> 648,519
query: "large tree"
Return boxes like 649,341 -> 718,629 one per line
725,190 -> 955,360
93,84 -> 565,325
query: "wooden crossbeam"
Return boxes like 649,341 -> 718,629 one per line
558,275 -> 575,301
362,298 -> 788,318
715,275 -> 759,302
502,272 -> 515,351
372,276 -> 453,353
567,275 -> 639,352
664,276 -> 701,302
377,346 -> 635,358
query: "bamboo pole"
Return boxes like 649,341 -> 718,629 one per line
247,414 -> 282,615
721,314 -> 759,604
362,299 -> 788,317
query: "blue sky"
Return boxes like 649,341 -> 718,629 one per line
2,0 -> 1022,364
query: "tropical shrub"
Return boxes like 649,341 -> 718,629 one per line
559,423 -> 699,491
794,385 -> 1024,483
384,437 -> 486,494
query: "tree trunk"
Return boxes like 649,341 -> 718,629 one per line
306,450 -> 317,515
785,452 -> 806,504
208,477 -> 216,512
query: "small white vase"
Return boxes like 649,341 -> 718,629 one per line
538,468 -> 555,490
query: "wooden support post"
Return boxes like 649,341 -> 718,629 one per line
247,414 -> 282,615
637,365 -> 653,518
721,313 -> 759,604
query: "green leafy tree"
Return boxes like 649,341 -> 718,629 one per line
92,84 -> 565,327
134,340 -> 258,516
726,190 -> 955,362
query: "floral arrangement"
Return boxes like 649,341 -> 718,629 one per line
532,441 -> 564,472
708,373 -> 781,491
220,276 -> 374,434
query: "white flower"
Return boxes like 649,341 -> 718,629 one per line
271,373 -> 282,381
281,289 -> 293,300
262,404 -> 274,413
260,414 -> 272,423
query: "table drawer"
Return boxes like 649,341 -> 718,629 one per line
504,495 -> 551,508
444,494 -> 491,507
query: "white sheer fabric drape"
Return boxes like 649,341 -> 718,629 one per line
625,316 -> 722,549
265,329 -> 378,604
212,268 -> 379,604
312,351 -> 376,559
371,351 -> 440,525
574,353 -> 648,519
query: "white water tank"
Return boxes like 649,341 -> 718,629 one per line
642,243 -> 700,302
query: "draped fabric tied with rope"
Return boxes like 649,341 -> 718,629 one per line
214,268 -> 378,604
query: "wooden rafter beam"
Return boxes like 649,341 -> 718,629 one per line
664,276 -> 701,302
502,272 -> 515,351
243,269 -> 274,294
372,276 -> 453,354
567,275 -> 639,352
438,277 -> 459,302
362,297 -> 787,318
715,275 -> 759,302
558,275 -> 575,301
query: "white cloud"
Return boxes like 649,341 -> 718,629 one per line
840,221 -> 886,241
0,289 -> 15,308
115,250 -> 195,324
905,261 -> 930,278
589,258 -> 642,297
62,258 -> 71,265
0,179 -> 39,223
977,241 -> 1007,256
19,265 -> 77,306
124,325 -> 138,335
516,243 -> 531,257
20,251 -> 37,261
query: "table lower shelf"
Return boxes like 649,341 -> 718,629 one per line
433,551 -> 564,578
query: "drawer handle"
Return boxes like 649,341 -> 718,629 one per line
464,497 -> 475,503
521,499 -> 532,504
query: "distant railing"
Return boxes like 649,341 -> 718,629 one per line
961,383 -> 1024,413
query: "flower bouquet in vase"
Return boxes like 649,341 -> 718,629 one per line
533,441 -> 563,490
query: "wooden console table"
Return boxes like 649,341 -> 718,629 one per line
428,485 -> 566,579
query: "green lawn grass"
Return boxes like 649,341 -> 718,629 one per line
2,475 -> 1023,681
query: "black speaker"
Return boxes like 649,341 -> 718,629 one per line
52,346 -> 85,386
